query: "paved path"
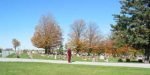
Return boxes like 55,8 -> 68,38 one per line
0,58 -> 150,68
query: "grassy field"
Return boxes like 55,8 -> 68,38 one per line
7,53 -> 120,62
7,53 -> 141,63
7,53 -> 30,58
0,62 -> 150,75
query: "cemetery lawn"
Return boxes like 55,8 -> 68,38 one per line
7,53 -> 120,62
7,53 -> 29,58
0,62 -> 150,75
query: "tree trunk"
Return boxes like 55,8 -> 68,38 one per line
45,47 -> 48,54
76,48 -> 79,54
144,45 -> 150,62
88,48 -> 92,56
15,47 -> 16,53
146,49 -> 150,61
49,48 -> 52,54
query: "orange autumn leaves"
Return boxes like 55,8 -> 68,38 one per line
31,15 -> 62,54
67,19 -> 113,55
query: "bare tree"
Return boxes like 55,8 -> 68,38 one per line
68,19 -> 86,54
84,22 -> 102,55
31,14 -> 62,54
12,38 -> 20,52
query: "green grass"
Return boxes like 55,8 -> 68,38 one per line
7,53 -> 29,58
6,53 -> 138,63
71,56 -> 120,62
20,53 -> 30,58
0,62 -> 150,75
108,57 -> 120,62
6,53 -> 121,62
32,54 -> 54,60
7,53 -> 16,58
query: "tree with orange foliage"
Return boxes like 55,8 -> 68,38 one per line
31,14 -> 62,54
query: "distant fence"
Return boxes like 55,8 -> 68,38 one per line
1,50 -> 15,58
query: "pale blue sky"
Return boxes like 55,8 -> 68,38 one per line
0,0 -> 120,49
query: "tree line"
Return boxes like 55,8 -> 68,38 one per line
30,15 -> 133,57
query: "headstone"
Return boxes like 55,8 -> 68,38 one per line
54,54 -> 57,59
77,54 -> 80,57
104,59 -> 109,62
54,52 -> 57,59
92,56 -> 96,62
99,55 -> 104,60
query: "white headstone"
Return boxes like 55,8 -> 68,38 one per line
100,55 -> 104,60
